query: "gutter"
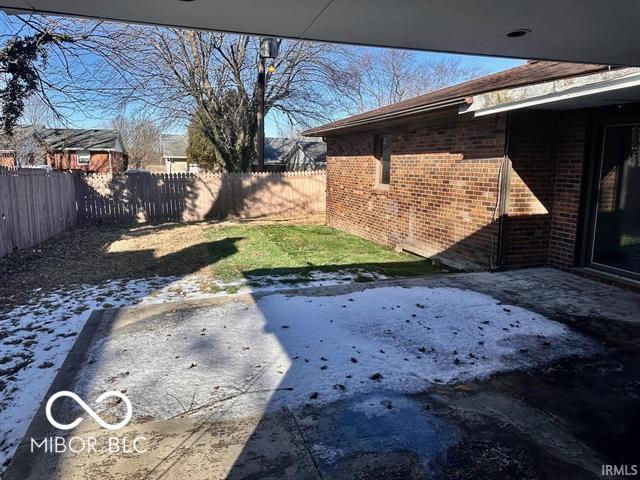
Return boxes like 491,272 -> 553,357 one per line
60,148 -> 121,152
469,70 -> 640,117
304,97 -> 472,136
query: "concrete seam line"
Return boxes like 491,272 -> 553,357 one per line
287,406 -> 325,480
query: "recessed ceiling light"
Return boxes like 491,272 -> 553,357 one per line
505,29 -> 531,38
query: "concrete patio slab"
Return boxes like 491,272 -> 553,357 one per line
5,268 -> 640,479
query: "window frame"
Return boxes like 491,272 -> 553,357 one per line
374,134 -> 392,187
584,119 -> 640,281
77,150 -> 91,166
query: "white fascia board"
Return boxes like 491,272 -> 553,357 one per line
61,148 -> 117,152
463,68 -> 640,117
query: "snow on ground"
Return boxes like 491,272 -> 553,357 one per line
75,286 -> 600,426
0,270 -> 372,470
152,269 -> 388,300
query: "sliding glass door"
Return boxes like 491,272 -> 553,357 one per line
589,123 -> 640,279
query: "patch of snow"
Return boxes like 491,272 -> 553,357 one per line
0,269 -> 386,470
311,444 -> 345,464
74,287 -> 600,427
146,269 -> 388,303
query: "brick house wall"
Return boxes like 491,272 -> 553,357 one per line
548,113 -> 588,268
0,155 -> 14,168
504,111 -> 558,268
325,109 -> 591,271
47,151 -> 127,174
326,114 -> 507,270
0,151 -> 127,173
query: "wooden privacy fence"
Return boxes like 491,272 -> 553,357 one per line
0,169 -> 326,257
76,171 -> 326,224
0,167 -> 77,257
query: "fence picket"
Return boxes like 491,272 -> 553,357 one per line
0,168 -> 326,257
0,167 -> 77,256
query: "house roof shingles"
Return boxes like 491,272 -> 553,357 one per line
161,134 -> 188,158
304,61 -> 611,136
264,137 -> 297,164
296,140 -> 327,164
257,137 -> 327,165
38,128 -> 122,151
0,125 -> 40,151
0,126 -> 123,153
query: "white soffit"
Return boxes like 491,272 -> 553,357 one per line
465,68 -> 640,116
1,0 -> 640,66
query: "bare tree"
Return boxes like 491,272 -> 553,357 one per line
1,13 -> 486,170
1,14 -> 343,170
0,126 -> 48,167
12,15 -> 345,170
19,98 -> 56,126
326,47 -> 486,115
110,115 -> 161,170
275,123 -> 305,139
93,28 -> 340,171
0,14 -> 123,134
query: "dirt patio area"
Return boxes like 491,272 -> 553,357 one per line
5,268 -> 640,480
0,213 -> 442,305
0,215 -> 325,302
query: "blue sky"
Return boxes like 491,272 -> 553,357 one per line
1,12 -> 525,135
447,53 -> 524,74
61,50 -> 524,136
266,52 -> 524,136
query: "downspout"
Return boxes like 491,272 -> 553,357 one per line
108,151 -> 113,174
494,112 -> 512,269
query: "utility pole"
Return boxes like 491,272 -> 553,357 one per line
257,54 -> 266,171
257,37 -> 280,172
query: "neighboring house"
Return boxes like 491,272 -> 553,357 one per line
0,125 -> 45,168
283,139 -> 326,171
161,133 -> 200,174
0,126 -> 128,174
160,134 -> 326,173
40,128 -> 127,174
252,137 -> 327,172
304,60 -> 640,283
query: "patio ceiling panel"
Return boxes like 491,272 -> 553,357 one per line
0,0 -> 327,39
2,0 -> 640,66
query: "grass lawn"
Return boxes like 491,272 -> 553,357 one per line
0,218 -> 449,307
204,223 -> 446,281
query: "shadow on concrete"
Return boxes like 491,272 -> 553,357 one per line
6,268 -> 640,479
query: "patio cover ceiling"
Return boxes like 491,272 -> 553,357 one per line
1,0 -> 640,67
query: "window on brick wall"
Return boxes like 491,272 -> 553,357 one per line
374,134 -> 392,186
77,150 -> 90,166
